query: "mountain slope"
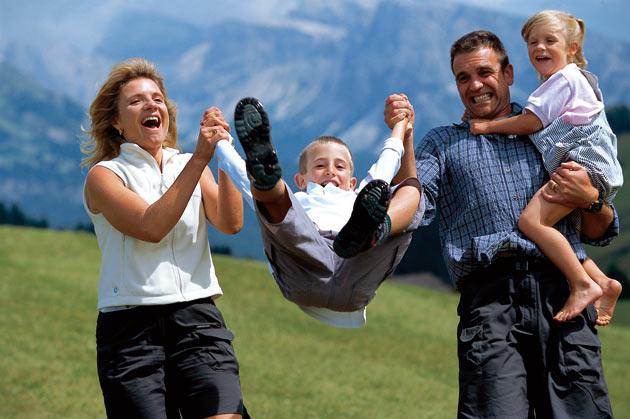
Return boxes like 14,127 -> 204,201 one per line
0,62 -> 87,226
1,0 -> 629,276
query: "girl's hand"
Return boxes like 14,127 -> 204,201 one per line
469,119 -> 490,135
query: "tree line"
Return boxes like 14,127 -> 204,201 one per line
608,104 -> 630,134
0,201 -> 235,255
0,201 -> 48,229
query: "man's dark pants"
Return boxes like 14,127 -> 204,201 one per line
456,257 -> 613,419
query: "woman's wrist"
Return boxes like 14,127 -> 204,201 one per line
189,152 -> 211,169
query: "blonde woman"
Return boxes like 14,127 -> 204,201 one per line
82,58 -> 248,418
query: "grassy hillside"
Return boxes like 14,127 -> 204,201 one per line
0,226 -> 629,418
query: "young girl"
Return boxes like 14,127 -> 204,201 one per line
469,10 -> 623,325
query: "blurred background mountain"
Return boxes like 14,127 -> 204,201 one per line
1,0 -> 629,284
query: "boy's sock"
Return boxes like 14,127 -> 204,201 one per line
333,179 -> 391,258
372,214 -> 392,246
234,97 -> 282,190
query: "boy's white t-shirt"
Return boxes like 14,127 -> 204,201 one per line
294,136 -> 405,233
294,183 -> 356,232
525,63 -> 603,127
215,136 -> 405,328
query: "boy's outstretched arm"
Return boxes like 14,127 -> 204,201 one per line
392,118 -> 416,185
384,93 -> 416,185
382,94 -> 421,237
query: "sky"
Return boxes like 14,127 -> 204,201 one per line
457,0 -> 630,42
1,0 -> 629,50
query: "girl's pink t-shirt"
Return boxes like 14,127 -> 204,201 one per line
525,63 -> 603,127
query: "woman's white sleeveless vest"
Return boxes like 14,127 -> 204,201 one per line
84,143 -> 222,310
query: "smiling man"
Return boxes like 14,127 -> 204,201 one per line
452,41 -> 513,121
385,30 -> 617,418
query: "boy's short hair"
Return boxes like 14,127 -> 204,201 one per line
298,136 -> 354,174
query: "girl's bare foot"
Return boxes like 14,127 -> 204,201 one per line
554,280 -> 603,322
595,278 -> 622,326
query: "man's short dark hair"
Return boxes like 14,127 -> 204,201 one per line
450,30 -> 510,72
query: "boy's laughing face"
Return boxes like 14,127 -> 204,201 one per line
295,142 -> 357,191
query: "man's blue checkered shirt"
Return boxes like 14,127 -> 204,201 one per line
415,103 -> 619,284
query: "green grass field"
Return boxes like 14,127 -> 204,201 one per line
1,226 -> 629,418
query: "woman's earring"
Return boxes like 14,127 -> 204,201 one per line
118,128 -> 125,137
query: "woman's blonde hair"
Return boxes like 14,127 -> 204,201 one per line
521,10 -> 587,78
81,58 -> 178,167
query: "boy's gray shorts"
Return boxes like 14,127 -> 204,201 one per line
254,184 -> 421,312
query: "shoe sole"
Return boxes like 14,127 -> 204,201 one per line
333,179 -> 391,258
234,97 -> 281,190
